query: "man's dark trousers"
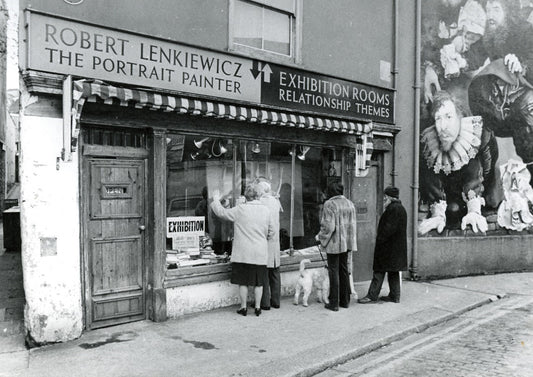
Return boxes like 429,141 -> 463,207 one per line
261,267 -> 281,308
327,251 -> 350,308
367,271 -> 400,301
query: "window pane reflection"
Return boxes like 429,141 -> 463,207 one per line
165,133 -> 344,268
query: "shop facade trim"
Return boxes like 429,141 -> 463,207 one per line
164,254 -> 327,288
71,79 -> 374,168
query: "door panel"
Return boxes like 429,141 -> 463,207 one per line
83,158 -> 146,329
91,236 -> 143,295
351,162 -> 380,282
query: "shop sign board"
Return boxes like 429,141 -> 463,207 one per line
167,216 -> 205,251
171,235 -> 199,251
27,11 -> 394,124
28,12 -> 260,102
166,216 -> 205,237
260,64 -> 394,123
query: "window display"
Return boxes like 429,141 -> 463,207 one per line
165,133 -> 346,270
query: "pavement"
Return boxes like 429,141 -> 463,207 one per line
1,272 -> 532,377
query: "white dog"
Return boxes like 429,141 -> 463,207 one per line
293,259 -> 330,307
313,265 -> 330,305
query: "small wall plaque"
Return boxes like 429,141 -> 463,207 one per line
40,237 -> 58,257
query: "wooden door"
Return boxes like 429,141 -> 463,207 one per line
351,160 -> 382,281
82,156 -> 147,329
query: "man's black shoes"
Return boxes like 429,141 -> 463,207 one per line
324,303 -> 339,311
380,296 -> 400,303
357,296 -> 378,304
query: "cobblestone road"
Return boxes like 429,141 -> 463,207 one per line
315,295 -> 533,377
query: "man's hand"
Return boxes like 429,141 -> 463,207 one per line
424,65 -> 441,104
461,212 -> 488,233
211,189 -> 220,202
504,53 -> 523,74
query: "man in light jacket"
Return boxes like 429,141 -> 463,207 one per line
316,181 -> 357,311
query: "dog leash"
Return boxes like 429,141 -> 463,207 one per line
317,244 -> 328,268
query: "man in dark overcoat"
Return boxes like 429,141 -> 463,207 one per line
358,186 -> 407,304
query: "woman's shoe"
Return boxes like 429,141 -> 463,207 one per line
237,308 -> 247,316
254,308 -> 262,316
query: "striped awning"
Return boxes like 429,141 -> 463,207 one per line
71,80 -> 373,166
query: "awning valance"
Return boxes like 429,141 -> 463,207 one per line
71,80 -> 373,168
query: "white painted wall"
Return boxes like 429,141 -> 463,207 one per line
5,90 -> 19,189
167,269 -> 309,317
19,112 -> 83,343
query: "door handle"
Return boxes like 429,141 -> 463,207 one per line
139,225 -> 146,231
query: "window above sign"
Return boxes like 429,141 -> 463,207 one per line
230,0 -> 301,63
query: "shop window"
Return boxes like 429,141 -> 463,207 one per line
165,133 -> 346,271
230,0 -> 300,62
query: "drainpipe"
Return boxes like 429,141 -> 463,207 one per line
289,144 -> 296,256
410,0 -> 421,280
391,0 -> 399,186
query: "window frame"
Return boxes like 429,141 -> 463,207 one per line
228,0 -> 303,65
163,132 -> 350,287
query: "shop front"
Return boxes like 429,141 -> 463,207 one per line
20,10 -> 395,339
73,80 -> 378,327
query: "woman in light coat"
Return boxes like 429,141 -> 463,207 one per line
211,184 -> 274,316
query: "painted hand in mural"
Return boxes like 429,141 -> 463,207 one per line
461,190 -> 488,233
503,53 -> 523,74
423,64 -> 441,104
418,200 -> 447,235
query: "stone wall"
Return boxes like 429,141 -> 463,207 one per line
417,235 -> 533,279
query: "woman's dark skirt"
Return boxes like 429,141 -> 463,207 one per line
231,262 -> 268,286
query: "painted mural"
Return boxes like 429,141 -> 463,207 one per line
419,0 -> 533,235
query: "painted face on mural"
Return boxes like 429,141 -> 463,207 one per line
486,0 -> 506,32
434,100 -> 461,151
